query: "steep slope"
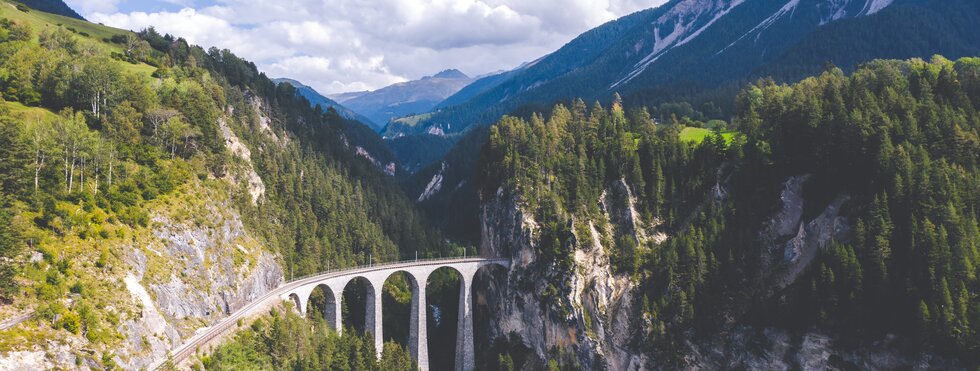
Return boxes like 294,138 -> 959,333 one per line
273,78 -> 399,174
408,0 -> 979,142
272,78 -> 379,130
0,5 -> 448,369
474,58 -> 979,369
338,69 -> 472,128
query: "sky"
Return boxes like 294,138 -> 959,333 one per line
65,0 -> 666,95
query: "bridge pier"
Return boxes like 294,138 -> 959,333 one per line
454,270 -> 475,371
409,278 -> 428,371
364,278 -> 384,358
326,286 -> 341,335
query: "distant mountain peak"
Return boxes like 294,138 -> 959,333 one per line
272,78 -> 381,131
432,69 -> 469,80
341,69 -> 474,125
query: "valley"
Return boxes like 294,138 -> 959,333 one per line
0,0 -> 977,370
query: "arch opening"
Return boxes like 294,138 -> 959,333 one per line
307,284 -> 339,330
382,271 -> 417,347
426,266 -> 463,370
287,293 -> 303,315
342,277 -> 375,334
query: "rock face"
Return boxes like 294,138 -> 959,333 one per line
115,273 -> 183,370
480,182 -> 656,370
477,175 -> 954,370
0,188 -> 283,371
112,195 -> 283,369
685,326 -> 957,370
758,176 -> 851,288
220,117 -> 266,205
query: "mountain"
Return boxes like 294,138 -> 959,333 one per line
272,78 -> 380,130
17,0 -> 83,20
404,0 -> 980,143
0,4 -> 450,368
336,69 -> 473,128
471,57 -> 980,369
329,90 -> 368,102
434,68 -> 524,110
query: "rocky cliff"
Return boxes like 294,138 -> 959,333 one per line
478,175 -> 957,370
0,99 -> 285,370
479,180 -> 656,370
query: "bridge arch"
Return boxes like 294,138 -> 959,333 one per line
306,283 -> 339,329
381,271 -> 420,346
265,258 -> 509,371
287,293 -> 304,316
342,276 -> 379,336
425,266 -> 466,370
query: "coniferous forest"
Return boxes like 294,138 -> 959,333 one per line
0,0 -> 979,370
480,57 -> 979,366
0,6 -> 448,368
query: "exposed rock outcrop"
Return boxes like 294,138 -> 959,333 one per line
220,118 -> 266,205
477,175 -> 885,370
758,176 -> 851,288
480,180 -> 660,370
685,326 -> 957,370
112,192 -> 283,369
418,163 -> 447,202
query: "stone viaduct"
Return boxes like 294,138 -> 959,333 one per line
282,257 -> 509,371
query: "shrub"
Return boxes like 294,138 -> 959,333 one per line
15,4 -> 29,12
59,311 -> 81,334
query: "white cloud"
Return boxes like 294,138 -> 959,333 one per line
65,0 -> 122,14
85,0 -> 665,95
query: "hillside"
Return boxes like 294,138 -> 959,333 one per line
399,0 -> 980,163
1,1 -> 978,370
0,3 -> 449,368
17,0 -> 82,20
473,57 -> 979,369
272,78 -> 379,130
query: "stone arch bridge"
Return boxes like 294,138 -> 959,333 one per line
155,257 -> 509,371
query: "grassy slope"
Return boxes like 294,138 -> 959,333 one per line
0,0 -> 155,76
2,100 -> 57,120
679,127 -> 736,144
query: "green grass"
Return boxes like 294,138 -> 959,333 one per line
0,1 -> 156,76
3,100 -> 59,120
679,127 -> 737,144
389,112 -> 434,127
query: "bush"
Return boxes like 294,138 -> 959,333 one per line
69,281 -> 84,296
59,311 -> 81,334
15,4 -> 29,12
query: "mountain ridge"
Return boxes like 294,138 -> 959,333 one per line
337,69 -> 473,128
401,0 -> 977,148
272,77 -> 380,130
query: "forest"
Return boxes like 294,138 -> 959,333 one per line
479,57 -> 979,367
1,1 -> 979,369
0,6 -> 453,367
